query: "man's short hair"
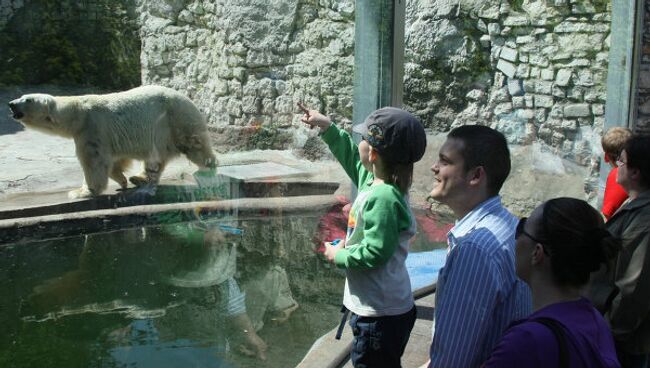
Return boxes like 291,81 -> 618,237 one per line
447,125 -> 511,196
602,127 -> 632,160
624,134 -> 650,188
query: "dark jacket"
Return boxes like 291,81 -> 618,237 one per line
590,191 -> 650,354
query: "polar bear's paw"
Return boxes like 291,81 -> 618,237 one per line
129,175 -> 150,187
68,187 -> 94,199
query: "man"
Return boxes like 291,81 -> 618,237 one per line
425,125 -> 532,367
590,134 -> 650,368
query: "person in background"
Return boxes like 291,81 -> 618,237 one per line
300,104 -> 426,368
601,127 -> 632,220
483,198 -> 621,368
589,134 -> 650,368
424,125 -> 531,367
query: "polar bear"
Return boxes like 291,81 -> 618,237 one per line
8,85 -> 217,199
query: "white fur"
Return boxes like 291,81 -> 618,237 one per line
9,85 -> 216,198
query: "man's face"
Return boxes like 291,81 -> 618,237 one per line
616,150 -> 631,191
429,138 -> 473,206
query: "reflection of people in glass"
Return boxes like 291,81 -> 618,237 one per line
107,223 -> 269,363
22,218 -> 298,365
163,224 -> 268,359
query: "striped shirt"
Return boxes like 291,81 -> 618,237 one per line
222,278 -> 247,316
429,196 -> 532,368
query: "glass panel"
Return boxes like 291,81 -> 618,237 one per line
0,1 -> 445,366
405,0 -> 615,216
0,0 -> 622,366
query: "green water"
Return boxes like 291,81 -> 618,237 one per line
0,221 -> 346,368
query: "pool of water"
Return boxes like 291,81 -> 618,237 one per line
0,208 -> 447,368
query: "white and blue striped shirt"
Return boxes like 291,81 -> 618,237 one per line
429,196 -> 532,368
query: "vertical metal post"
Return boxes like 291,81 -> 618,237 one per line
352,0 -> 405,141
599,0 -> 643,207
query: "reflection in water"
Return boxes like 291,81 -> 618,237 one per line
2,219 -> 317,368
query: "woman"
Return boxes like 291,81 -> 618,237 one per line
483,197 -> 621,368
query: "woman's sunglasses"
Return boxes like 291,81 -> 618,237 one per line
515,217 -> 552,255
515,217 -> 543,244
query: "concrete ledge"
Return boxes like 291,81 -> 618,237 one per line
0,194 -> 339,245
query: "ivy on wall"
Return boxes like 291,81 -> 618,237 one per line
0,0 -> 141,89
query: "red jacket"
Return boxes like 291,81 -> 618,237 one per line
602,167 -> 628,220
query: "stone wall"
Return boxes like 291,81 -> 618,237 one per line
135,0 -> 355,152
637,0 -> 650,135
1,0 -> 621,205
133,0 -> 611,164
406,0 -> 609,167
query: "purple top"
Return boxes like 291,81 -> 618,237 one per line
483,298 -> 620,368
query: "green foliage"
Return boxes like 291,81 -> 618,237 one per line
509,0 -> 525,12
0,0 -> 140,89
592,0 -> 611,13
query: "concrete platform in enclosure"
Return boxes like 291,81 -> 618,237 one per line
0,127 -> 351,212
297,287 -> 435,368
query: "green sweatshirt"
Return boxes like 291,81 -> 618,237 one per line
321,123 -> 415,316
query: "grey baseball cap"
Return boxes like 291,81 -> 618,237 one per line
353,107 -> 427,164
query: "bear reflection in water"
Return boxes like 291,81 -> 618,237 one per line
23,221 -> 299,365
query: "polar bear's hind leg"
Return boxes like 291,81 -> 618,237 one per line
129,160 -> 167,187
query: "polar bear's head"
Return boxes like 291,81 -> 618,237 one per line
8,93 -> 57,132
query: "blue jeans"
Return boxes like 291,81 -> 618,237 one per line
349,306 -> 417,368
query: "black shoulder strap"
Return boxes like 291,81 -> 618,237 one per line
533,317 -> 570,368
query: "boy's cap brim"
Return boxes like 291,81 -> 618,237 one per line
352,122 -> 368,136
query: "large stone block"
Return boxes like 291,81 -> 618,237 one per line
541,68 -> 555,81
516,35 -> 535,44
534,95 -> 555,108
512,96 -> 525,108
592,104 -> 605,116
497,59 -> 517,78
536,81 -> 553,95
508,79 -> 524,96
575,70 -> 594,87
487,22 -> 501,35
563,103 -> 591,118
555,69 -> 573,86
503,15 -> 529,26
529,54 -> 549,67
500,46 -> 518,62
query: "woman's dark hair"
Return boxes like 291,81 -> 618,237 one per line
537,197 -> 621,287
383,161 -> 413,194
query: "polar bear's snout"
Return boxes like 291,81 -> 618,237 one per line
8,100 -> 23,119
